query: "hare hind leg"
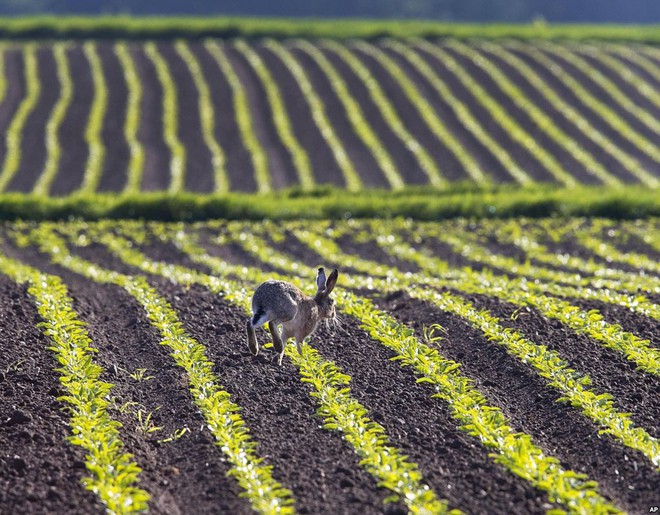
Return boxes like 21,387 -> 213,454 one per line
269,321 -> 286,365
246,320 -> 259,356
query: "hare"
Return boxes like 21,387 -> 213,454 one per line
246,267 -> 338,365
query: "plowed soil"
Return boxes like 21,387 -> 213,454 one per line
1,221 -> 658,514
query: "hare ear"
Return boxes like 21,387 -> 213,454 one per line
316,267 -> 326,293
324,269 -> 338,295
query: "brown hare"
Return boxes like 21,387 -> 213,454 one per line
246,267 -> 338,365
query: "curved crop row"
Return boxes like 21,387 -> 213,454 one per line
80,41 -> 108,194
0,243 -> 149,513
607,43 -> 660,89
573,43 -> 660,112
539,40 -> 660,138
574,223 -> 660,275
434,229 -> 660,317
447,40 -> 619,187
322,40 -> 445,187
234,40 -> 315,190
292,40 -> 405,189
471,218 -> 660,295
22,224 -> 295,514
114,42 -> 145,194
33,43 -> 73,196
414,38 -> 570,186
0,44 -> 6,105
184,224 -> 623,512
382,40 -> 503,185
174,41 -> 228,193
506,41 -> 660,164
71,225 -> 454,514
204,40 -> 271,192
144,42 -> 186,194
264,40 -> 362,191
0,43 -> 40,192
478,41 -> 657,187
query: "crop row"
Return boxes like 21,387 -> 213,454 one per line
0,39 -> 658,194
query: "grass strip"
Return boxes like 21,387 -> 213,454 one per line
265,39 -> 362,191
236,222 -> 660,471
163,223 -> 622,513
0,43 -> 40,192
0,43 -> 6,104
79,41 -> 108,194
0,244 -> 149,513
204,40 -> 270,193
478,41 -> 657,188
381,39 -> 495,185
33,42 -> 73,196
293,40 -> 404,190
65,224 -> 454,515
447,39 -> 616,187
234,40 -> 314,190
0,16 -> 659,42
144,42 -> 186,194
174,41 -> 228,193
115,42 -> 145,194
20,225 -> 295,514
506,40 -> 660,164
0,185 -> 655,221
323,40 -> 445,188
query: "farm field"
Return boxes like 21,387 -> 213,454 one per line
1,37 -> 660,194
1,217 -> 659,514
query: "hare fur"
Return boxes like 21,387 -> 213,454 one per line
247,267 -> 338,365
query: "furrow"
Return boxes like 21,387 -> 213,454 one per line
506,40 -> 660,164
143,42 -> 186,194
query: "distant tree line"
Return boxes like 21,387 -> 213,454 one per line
1,0 -> 659,23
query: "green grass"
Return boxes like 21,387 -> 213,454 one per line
1,16 -> 660,42
0,185 -> 656,221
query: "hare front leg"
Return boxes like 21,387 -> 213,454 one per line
269,321 -> 285,365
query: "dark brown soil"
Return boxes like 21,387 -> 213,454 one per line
96,42 -> 130,193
